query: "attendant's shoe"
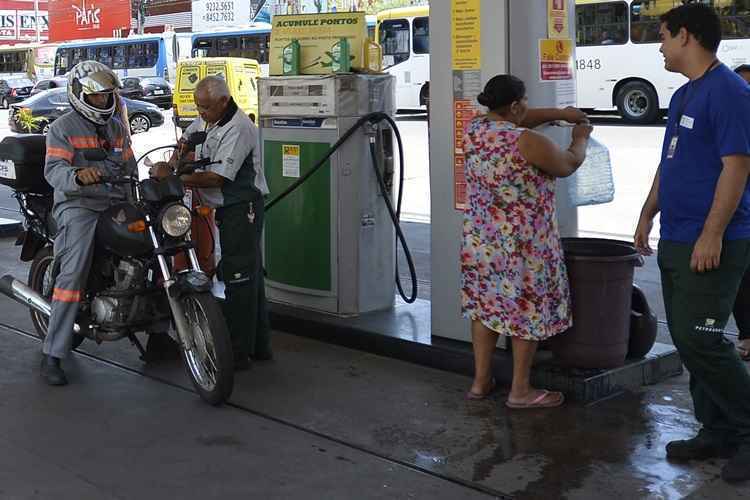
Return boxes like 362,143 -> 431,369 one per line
666,431 -> 735,461
40,355 -> 68,386
722,448 -> 750,483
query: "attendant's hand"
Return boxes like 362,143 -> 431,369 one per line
561,106 -> 589,124
149,161 -> 173,179
634,214 -> 654,256
75,167 -> 102,186
690,231 -> 722,273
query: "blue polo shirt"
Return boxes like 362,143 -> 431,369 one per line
659,63 -> 750,242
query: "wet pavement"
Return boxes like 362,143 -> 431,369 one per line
0,228 -> 749,498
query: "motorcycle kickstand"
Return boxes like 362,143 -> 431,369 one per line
128,333 -> 147,359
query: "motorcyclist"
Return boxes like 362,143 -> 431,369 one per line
40,61 -> 136,385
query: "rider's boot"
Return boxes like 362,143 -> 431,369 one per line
40,355 -> 68,386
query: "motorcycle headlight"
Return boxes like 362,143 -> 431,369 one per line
160,203 -> 192,237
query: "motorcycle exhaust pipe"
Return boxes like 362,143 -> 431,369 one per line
0,275 -> 80,334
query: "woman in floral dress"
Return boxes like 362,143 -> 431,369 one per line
461,75 -> 593,408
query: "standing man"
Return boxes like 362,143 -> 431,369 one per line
152,76 -> 271,370
634,4 -> 750,483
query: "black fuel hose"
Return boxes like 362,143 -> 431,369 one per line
263,111 -> 417,304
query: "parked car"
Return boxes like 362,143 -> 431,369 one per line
0,77 -> 34,109
120,76 -> 172,109
30,77 -> 68,96
9,88 -> 164,135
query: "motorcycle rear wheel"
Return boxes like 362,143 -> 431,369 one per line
28,246 -> 85,349
179,292 -> 234,405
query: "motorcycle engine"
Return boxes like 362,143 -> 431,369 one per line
91,260 -> 144,326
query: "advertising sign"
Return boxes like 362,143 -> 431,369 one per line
539,38 -> 573,81
0,1 -> 49,42
269,11 -> 367,75
192,0 -> 252,31
48,0 -> 131,42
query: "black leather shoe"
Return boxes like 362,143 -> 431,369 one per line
722,449 -> 750,483
40,355 -> 68,386
666,432 -> 734,461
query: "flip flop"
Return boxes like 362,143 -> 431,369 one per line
505,390 -> 565,409
465,378 -> 497,400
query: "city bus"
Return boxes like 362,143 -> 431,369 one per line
191,16 -> 376,77
377,6 -> 430,111
0,43 -> 59,80
53,33 -> 185,82
576,0 -> 750,123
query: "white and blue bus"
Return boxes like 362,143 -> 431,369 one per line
54,33 -> 186,82
190,16 -> 377,77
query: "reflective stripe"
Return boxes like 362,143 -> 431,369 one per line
46,147 -> 74,162
52,287 -> 81,303
68,136 -> 99,149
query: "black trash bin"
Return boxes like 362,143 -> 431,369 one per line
548,238 -> 644,369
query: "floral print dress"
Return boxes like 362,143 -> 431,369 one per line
460,117 -> 571,341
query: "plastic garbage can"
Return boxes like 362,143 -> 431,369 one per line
548,238 -> 644,369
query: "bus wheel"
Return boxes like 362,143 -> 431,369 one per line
616,82 -> 660,124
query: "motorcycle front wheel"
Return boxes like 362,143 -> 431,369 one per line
179,292 -> 234,405
28,246 -> 85,349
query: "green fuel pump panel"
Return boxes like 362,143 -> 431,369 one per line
259,74 -> 397,316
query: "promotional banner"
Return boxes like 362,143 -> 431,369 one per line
269,11 -> 367,75
539,38 -> 574,81
0,1 -> 49,42
192,0 -> 252,32
48,0 -> 131,42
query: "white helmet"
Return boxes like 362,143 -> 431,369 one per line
67,61 -> 121,125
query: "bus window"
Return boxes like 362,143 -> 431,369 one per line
380,19 -> 410,68
96,46 -> 112,67
575,1 -> 628,46
413,16 -> 429,54
630,0 -> 674,44
239,34 -> 270,63
128,44 -> 143,68
144,42 -> 158,67
716,1 -> 750,40
113,45 -> 126,69
194,38 -> 214,58
218,38 -> 237,54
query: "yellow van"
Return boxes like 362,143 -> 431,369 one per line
173,57 -> 260,130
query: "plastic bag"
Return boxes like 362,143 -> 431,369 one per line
567,137 -> 615,207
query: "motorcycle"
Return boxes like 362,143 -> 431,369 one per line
0,133 -> 234,405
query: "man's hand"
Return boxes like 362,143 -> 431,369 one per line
149,161 -> 173,179
561,106 -> 589,124
690,231 -> 723,273
634,214 -> 654,256
75,167 -> 102,186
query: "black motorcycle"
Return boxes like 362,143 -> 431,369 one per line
0,133 -> 234,405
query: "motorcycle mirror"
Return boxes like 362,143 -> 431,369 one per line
83,149 -> 107,161
186,131 -> 207,147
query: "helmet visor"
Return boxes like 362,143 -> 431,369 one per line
80,70 -> 120,94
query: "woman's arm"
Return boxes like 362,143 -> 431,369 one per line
517,124 -> 592,178
521,107 -> 588,129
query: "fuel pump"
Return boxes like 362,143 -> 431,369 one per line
259,74 -> 414,316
